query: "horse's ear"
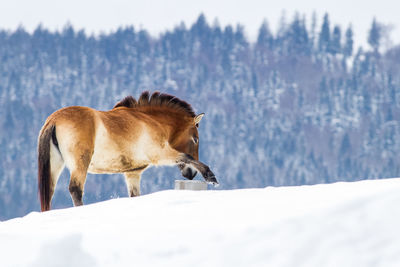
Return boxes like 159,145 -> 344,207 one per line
194,113 -> 204,126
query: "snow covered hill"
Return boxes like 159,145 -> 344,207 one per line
1,178 -> 399,267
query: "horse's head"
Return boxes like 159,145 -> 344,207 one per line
174,113 -> 204,180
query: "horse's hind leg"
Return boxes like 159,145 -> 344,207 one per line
69,171 -> 87,206
124,171 -> 143,197
54,112 -> 96,207
66,150 -> 92,206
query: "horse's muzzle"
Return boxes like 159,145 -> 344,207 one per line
180,165 -> 198,180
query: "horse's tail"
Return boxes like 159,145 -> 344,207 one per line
38,122 -> 57,212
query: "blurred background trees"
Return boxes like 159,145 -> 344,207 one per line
1,13 -> 399,220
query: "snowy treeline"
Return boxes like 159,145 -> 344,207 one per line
1,13 -> 400,219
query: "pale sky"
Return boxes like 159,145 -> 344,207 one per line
0,0 -> 398,49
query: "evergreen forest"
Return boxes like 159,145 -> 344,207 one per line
1,13 -> 400,219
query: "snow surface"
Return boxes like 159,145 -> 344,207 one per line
1,178 -> 400,267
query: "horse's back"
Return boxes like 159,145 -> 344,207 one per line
44,105 -> 171,173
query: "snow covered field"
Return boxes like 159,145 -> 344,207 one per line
1,178 -> 399,267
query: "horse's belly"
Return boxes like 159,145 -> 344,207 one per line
88,151 -> 148,174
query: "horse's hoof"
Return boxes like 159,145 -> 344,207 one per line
208,180 -> 219,187
205,174 -> 219,186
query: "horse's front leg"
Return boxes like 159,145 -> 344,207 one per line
177,154 -> 219,186
124,171 -> 143,197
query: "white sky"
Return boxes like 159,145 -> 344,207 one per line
0,0 -> 399,49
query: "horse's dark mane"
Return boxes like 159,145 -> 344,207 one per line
113,91 -> 196,117
114,95 -> 137,108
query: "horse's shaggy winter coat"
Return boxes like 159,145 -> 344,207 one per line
38,91 -> 217,211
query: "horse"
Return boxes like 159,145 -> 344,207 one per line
38,91 -> 218,211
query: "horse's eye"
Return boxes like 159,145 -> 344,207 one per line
192,136 -> 199,144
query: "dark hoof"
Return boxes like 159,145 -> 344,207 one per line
203,169 -> 219,186
207,176 -> 219,187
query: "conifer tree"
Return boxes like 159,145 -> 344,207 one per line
310,11 -> 317,50
330,25 -> 342,54
368,18 -> 381,53
318,13 -> 330,53
275,11 -> 287,48
344,25 -> 354,57
287,13 -> 309,55
257,20 -> 273,48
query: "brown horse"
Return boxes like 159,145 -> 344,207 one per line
38,91 -> 218,211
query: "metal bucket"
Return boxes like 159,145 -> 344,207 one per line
174,180 -> 208,191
